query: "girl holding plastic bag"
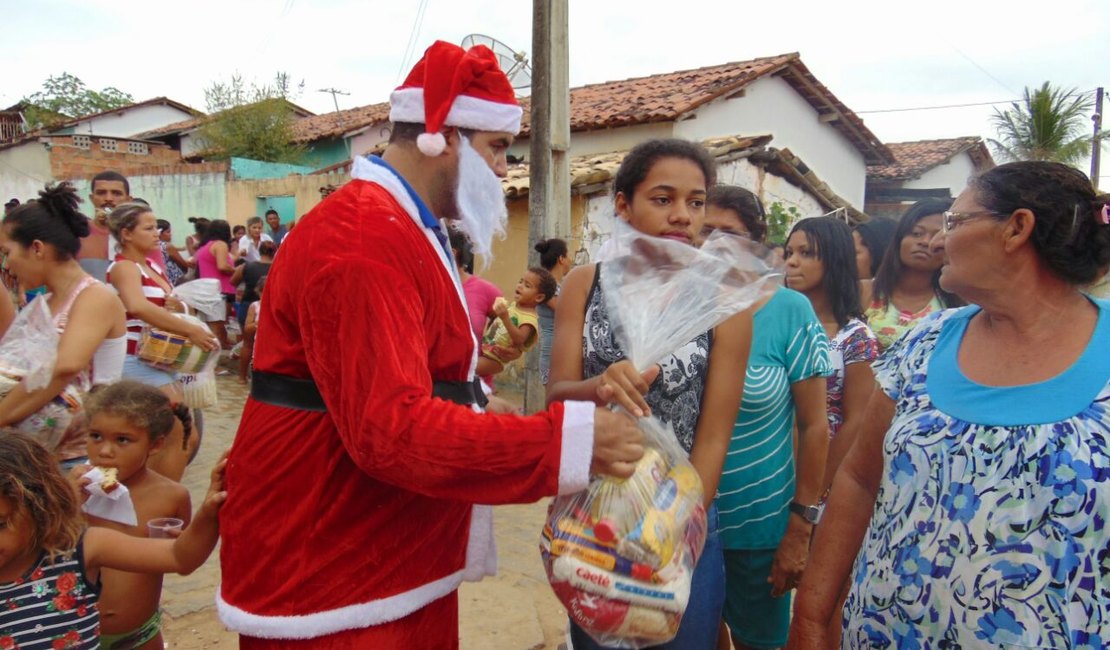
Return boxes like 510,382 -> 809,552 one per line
106,202 -> 219,481
547,139 -> 767,649
0,184 -> 126,462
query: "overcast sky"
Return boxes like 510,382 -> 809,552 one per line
3,0 -> 1107,174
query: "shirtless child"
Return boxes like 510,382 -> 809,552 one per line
71,381 -> 194,650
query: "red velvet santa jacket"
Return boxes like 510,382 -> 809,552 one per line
217,164 -> 594,640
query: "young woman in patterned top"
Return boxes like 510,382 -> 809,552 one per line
861,198 -> 962,351
783,216 -> 878,497
547,139 -> 752,649
784,216 -> 878,650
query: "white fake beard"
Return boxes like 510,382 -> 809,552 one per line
454,135 -> 507,263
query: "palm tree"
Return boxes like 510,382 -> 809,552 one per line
989,82 -> 1099,166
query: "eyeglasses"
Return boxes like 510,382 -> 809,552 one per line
941,210 -> 1006,233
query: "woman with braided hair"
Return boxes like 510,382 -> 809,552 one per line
0,183 -> 126,465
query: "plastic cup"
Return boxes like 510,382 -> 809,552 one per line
147,517 -> 184,539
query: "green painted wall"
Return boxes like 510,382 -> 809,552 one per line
69,174 -> 227,248
297,138 -> 350,170
229,157 -> 314,180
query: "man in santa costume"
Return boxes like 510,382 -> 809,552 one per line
217,41 -> 645,649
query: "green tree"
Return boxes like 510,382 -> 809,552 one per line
22,72 -> 134,129
197,72 -> 306,163
766,202 -> 801,245
989,82 -> 1100,166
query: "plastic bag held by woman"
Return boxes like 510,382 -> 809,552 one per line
0,298 -> 79,449
541,222 -> 779,648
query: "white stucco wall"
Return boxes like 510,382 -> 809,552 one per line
0,141 -> 52,204
673,76 -> 867,209
178,132 -> 208,158
510,121 -> 674,160
67,104 -> 197,139
902,152 -> 977,197
348,122 -> 391,158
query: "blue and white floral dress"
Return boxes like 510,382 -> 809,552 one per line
844,300 -> 1110,649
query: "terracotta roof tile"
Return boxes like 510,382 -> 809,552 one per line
518,55 -> 793,135
289,102 -> 391,143
517,53 -> 894,165
137,115 -> 206,139
867,137 -> 994,181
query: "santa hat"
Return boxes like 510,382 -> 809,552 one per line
390,40 -> 523,157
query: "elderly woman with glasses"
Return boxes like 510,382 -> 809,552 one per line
788,160 -> 1110,649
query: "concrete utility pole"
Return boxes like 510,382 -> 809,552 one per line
525,0 -> 570,414
1092,87 -> 1103,191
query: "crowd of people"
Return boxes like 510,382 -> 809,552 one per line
0,38 -> 1108,650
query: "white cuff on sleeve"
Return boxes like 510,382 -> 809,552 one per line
557,400 -> 595,495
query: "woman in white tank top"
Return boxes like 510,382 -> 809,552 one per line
0,184 -> 126,463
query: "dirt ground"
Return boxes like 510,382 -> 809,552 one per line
159,376 -> 571,649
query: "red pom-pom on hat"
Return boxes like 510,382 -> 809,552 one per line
391,40 -> 523,156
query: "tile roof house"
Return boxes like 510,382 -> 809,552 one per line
136,99 -> 317,159
511,52 -> 893,213
865,137 -> 995,218
46,97 -> 203,140
138,100 -> 392,169
285,101 -> 392,169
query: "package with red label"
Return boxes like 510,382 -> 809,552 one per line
541,223 -> 779,648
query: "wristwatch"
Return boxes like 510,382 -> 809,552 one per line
789,501 -> 821,525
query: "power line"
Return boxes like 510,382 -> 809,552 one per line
396,0 -> 431,84
858,98 -> 1022,114
950,46 -> 1018,97
857,88 -> 1101,114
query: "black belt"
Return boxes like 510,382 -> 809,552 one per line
251,371 -> 488,411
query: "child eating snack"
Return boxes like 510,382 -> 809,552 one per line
476,267 -> 556,378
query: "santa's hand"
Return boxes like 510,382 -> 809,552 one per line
590,408 -> 644,478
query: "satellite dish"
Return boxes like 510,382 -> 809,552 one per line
461,33 -> 532,92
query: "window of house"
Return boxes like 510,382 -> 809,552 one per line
99,138 -> 118,152
127,141 -> 149,155
73,135 -> 91,150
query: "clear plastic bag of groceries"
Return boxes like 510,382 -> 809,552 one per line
0,297 -> 81,449
541,222 -> 781,648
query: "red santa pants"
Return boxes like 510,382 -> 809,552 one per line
239,591 -> 459,650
